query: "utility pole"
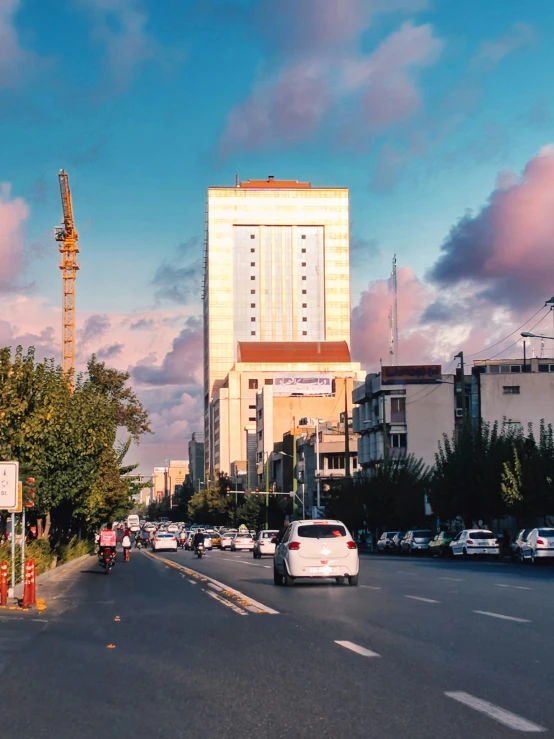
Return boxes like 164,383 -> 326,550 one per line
292,416 -> 297,517
265,452 -> 269,530
455,351 -> 466,423
382,392 -> 388,461
344,378 -> 351,478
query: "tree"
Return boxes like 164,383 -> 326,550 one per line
87,356 -> 151,439
0,346 -> 151,542
429,421 -> 523,527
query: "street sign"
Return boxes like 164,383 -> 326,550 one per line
0,461 -> 19,511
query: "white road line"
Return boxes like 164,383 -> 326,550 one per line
440,577 -> 464,582
187,579 -> 197,585
150,553 -> 279,614
361,585 -> 381,590
208,582 -> 223,592
335,640 -> 380,658
262,565 -> 271,569
207,591 -> 248,616
494,583 -> 532,591
473,610 -> 531,623
397,571 -> 418,576
445,691 -> 546,732
405,595 -> 440,604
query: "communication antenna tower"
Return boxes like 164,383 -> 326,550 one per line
389,255 -> 399,365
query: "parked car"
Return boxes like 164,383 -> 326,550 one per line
253,530 -> 279,558
428,531 -> 456,557
220,532 -> 237,550
273,519 -> 359,586
231,534 -> 255,551
520,527 -> 554,564
391,532 -> 406,553
401,530 -> 434,554
151,532 -> 178,552
511,528 -> 533,562
450,530 -> 499,558
377,531 -> 399,553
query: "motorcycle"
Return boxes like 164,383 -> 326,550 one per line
179,536 -> 187,549
135,538 -> 143,550
195,543 -> 204,559
100,548 -> 116,574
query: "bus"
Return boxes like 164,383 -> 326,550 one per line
127,514 -> 140,532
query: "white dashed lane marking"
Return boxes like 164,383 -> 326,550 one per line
473,610 -> 531,623
494,583 -> 532,591
361,585 -> 381,590
335,640 -> 380,658
405,595 -> 440,604
445,692 -> 546,732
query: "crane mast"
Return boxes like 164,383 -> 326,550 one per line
54,170 -> 79,387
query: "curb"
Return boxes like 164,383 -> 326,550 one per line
13,552 -> 93,599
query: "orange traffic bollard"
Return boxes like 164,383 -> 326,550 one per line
0,561 -> 8,605
22,559 -> 36,608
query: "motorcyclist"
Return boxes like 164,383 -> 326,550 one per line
98,523 -> 117,564
122,528 -> 132,561
179,529 -> 187,548
193,530 -> 205,553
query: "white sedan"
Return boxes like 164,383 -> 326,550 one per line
231,534 -> 255,551
520,527 -> 554,563
151,532 -> 178,552
220,532 -> 237,550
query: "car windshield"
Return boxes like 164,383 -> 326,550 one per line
413,531 -> 433,538
469,531 -> 494,539
538,529 -> 554,537
297,524 -> 347,539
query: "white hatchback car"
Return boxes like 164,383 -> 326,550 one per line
273,520 -> 359,586
220,532 -> 237,550
152,532 -> 178,552
253,530 -> 279,558
520,528 -> 554,564
450,529 -> 499,558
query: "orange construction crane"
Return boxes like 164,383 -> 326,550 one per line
54,170 -> 80,387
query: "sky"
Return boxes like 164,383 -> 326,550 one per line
2,0 -> 554,473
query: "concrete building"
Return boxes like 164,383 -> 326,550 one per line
353,365 -> 456,470
152,461 -> 189,503
353,358 -> 554,473
210,341 -> 364,479
475,357 -> 554,433
294,425 -> 359,516
188,432 -> 205,492
204,177 -> 351,475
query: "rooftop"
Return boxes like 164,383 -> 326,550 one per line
237,341 -> 351,364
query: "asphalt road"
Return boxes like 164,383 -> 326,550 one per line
1,548 -> 553,738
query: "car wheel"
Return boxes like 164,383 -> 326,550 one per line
335,576 -> 346,585
273,565 -> 283,586
283,568 -> 295,586
531,552 -> 536,565
348,574 -> 359,586
462,547 -> 468,560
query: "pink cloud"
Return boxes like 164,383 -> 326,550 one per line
77,0 -> 157,89
0,183 -> 30,291
430,144 -> 554,309
0,0 -> 29,87
220,61 -> 332,154
471,22 -> 534,70
221,3 -> 441,154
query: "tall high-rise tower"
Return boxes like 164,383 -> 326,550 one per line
203,177 -> 351,475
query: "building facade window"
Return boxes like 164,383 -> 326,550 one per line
265,379 -> 273,385
389,433 -> 407,448
503,386 -> 521,394
249,379 -> 258,389
390,397 -> 406,423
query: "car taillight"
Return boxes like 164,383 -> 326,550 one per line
466,540 -> 474,545
288,542 -> 300,550
537,539 -> 545,545
347,541 -> 357,550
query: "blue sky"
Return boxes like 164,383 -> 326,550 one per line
2,0 -> 554,471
